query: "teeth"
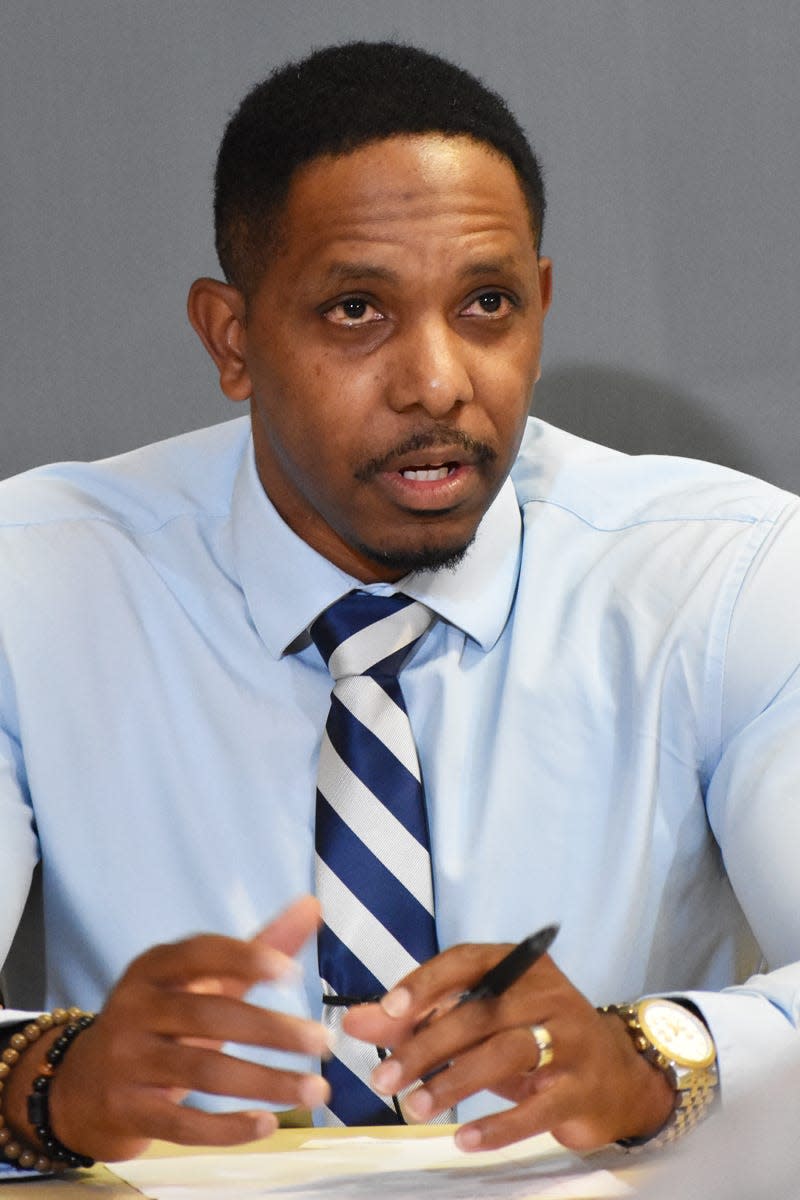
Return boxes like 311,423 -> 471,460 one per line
401,466 -> 451,481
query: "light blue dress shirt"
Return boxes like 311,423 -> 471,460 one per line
2,415 -> 799,1123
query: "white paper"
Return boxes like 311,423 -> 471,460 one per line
112,1133 -> 632,1200
0,1161 -> 47,1183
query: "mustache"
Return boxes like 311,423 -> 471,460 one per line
354,426 -> 496,483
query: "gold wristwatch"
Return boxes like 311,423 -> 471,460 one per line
602,997 -> 719,1148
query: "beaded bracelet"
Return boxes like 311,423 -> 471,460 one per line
28,1013 -> 96,1169
0,1007 -> 95,1174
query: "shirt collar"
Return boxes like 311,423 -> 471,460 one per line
230,434 -> 521,658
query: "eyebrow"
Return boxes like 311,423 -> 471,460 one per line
319,254 -> 526,289
458,255 -> 525,280
320,262 -> 401,286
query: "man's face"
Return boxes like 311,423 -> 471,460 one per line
237,134 -> 551,581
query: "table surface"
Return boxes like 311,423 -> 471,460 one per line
0,1125 -> 644,1197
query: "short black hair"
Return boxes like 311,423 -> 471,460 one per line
214,40 -> 546,294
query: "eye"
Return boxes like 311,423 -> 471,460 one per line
322,296 -> 385,326
461,290 -> 517,319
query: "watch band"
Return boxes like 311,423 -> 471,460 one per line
601,1000 -> 719,1149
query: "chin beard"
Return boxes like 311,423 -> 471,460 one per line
354,533 -> 476,575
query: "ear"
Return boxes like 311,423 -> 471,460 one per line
532,257 -> 553,384
537,257 -> 553,315
187,278 -> 251,403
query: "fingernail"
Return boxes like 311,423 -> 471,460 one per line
381,987 -> 411,1018
455,1126 -> 482,1151
298,1075 -> 330,1109
259,949 -> 302,981
372,1058 -> 402,1093
306,1022 -> 334,1059
402,1086 -> 432,1121
250,1111 -> 278,1138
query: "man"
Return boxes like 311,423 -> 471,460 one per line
1,41 -> 799,1170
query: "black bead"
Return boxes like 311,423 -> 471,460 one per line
27,1092 -> 48,1125
23,1011 -> 96,1172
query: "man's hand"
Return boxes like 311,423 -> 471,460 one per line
26,896 -> 330,1162
343,943 -> 675,1153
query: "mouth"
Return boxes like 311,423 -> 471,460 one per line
354,428 -> 495,484
375,454 -> 482,515
398,461 -> 460,482
353,429 -> 497,515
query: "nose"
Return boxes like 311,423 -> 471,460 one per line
387,319 -> 474,417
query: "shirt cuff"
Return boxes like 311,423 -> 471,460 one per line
681,988 -> 798,1106
0,1008 -> 42,1026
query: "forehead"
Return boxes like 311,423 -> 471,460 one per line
270,134 -> 537,277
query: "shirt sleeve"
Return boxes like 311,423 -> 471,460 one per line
694,499 -> 800,1102
0,657 -> 40,979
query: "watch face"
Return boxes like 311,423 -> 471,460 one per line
638,999 -> 716,1068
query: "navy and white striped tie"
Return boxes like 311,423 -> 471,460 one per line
311,591 -> 440,1125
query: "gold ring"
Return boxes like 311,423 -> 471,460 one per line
530,1023 -> 554,1070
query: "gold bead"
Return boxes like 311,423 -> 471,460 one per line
22,1023 -> 41,1041
68,1007 -> 84,1020
4,1140 -> 22,1160
0,1060 -> 9,1078
35,1156 -> 52,1173
36,1013 -> 54,1031
0,1128 -> 11,1146
18,1149 -> 36,1169
1,1048 -> 19,1066
9,1033 -> 29,1052
51,1008 -> 68,1025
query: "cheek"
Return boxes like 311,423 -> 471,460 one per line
479,358 -> 537,426
260,371 -> 360,480
474,330 -> 539,387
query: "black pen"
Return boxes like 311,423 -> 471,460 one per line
406,923 -> 560,1096
415,922 -> 559,1032
457,922 -> 560,1005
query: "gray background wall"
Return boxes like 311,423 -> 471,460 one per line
1,1 -> 799,491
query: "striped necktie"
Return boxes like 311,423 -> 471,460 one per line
311,590 -> 440,1125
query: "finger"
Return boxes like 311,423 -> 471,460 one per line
136,990 -> 330,1058
126,933 -> 295,990
351,952 -> 571,1076
252,895 -> 321,958
343,950 -> 495,1046
131,1039 -> 330,1109
398,1026 -> 546,1122
117,1090 -> 281,1151
455,1086 -> 566,1153
370,980 -> 559,1096
374,1023 -> 544,1116
385,942 -> 507,1020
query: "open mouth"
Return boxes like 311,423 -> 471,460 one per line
355,430 -> 495,486
399,462 -> 458,481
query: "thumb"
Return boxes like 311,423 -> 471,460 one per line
251,894 -> 322,959
190,897 -> 321,1002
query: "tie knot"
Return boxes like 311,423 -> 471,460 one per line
310,591 -> 434,681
